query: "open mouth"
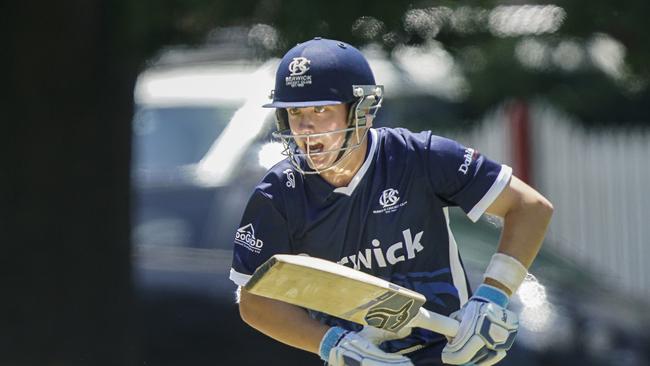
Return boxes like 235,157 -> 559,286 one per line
307,142 -> 324,154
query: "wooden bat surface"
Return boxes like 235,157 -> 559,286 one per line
244,254 -> 460,337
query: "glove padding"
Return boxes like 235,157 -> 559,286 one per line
322,327 -> 414,366
442,285 -> 518,366
357,325 -> 412,345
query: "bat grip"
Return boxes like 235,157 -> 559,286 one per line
411,307 -> 460,338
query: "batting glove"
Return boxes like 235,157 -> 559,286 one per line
320,327 -> 414,366
441,284 -> 518,366
357,325 -> 412,345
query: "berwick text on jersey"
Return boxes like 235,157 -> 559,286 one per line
337,228 -> 424,270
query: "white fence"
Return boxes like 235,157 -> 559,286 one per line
441,102 -> 650,301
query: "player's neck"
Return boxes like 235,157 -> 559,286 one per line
319,138 -> 368,188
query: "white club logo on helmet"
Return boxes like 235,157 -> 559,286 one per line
288,57 -> 311,76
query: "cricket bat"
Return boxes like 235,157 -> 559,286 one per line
244,254 -> 460,337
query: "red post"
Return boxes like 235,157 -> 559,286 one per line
507,100 -> 532,185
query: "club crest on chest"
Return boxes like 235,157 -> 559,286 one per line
374,188 -> 408,214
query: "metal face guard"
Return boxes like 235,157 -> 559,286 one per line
272,126 -> 370,174
271,85 -> 383,174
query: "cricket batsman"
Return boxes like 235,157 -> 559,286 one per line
229,37 -> 553,365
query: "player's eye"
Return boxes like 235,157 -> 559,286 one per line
313,106 -> 326,113
287,108 -> 300,116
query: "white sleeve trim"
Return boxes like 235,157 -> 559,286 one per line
467,164 -> 512,223
229,268 -> 252,287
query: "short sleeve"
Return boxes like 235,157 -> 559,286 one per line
426,135 -> 512,222
229,187 -> 291,286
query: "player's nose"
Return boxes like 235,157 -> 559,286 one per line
295,112 -> 316,134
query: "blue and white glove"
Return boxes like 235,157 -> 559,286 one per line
357,324 -> 412,345
441,284 -> 518,366
320,327 -> 414,366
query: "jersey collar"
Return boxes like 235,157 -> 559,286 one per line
333,128 -> 378,196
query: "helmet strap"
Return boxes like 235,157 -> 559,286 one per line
275,108 -> 289,131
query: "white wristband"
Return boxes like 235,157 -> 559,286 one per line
483,253 -> 528,294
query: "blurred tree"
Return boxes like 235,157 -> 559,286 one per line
185,0 -> 650,125
93,0 -> 650,124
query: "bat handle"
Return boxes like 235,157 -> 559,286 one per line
411,307 -> 460,338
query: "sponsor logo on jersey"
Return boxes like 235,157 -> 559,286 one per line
458,147 -> 476,175
234,223 -> 264,253
374,188 -> 408,214
338,228 -> 424,270
283,168 -> 296,188
286,57 -> 312,87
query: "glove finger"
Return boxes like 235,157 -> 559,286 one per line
336,347 -> 413,366
357,326 -> 411,344
442,335 -> 486,365
346,342 -> 411,362
445,301 -> 484,349
475,350 -> 506,366
330,335 -> 413,366
359,356 -> 413,366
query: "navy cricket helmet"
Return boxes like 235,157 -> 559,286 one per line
265,37 -> 384,175
264,37 -> 378,108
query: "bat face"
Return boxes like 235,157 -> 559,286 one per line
244,254 -> 427,333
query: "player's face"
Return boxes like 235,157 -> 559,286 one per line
286,104 -> 350,170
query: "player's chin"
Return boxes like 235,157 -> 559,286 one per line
306,152 -> 336,170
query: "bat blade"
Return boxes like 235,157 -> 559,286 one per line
244,254 -> 459,336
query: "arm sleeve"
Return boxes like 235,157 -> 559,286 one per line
229,187 -> 291,286
426,135 -> 512,222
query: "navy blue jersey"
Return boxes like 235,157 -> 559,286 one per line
230,127 -> 512,355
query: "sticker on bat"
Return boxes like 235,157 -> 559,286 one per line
365,298 -> 415,330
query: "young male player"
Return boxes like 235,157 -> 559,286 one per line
229,38 -> 553,365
